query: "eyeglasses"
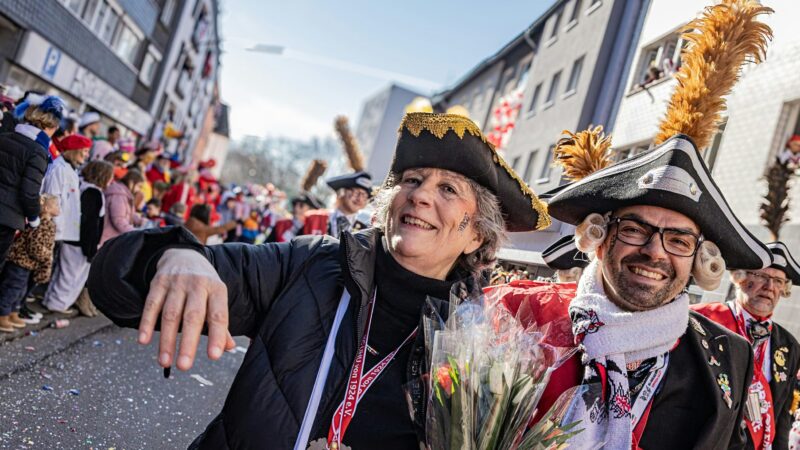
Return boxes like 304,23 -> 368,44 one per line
347,189 -> 369,200
745,271 -> 787,289
610,216 -> 703,257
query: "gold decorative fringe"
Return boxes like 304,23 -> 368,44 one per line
553,126 -> 614,182
654,0 -> 772,150
400,112 -> 494,147
400,112 -> 551,230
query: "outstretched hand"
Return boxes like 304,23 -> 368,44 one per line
137,249 -> 235,371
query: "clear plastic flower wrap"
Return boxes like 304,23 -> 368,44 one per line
419,283 -> 587,450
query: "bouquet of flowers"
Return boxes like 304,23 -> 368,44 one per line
421,284 -> 585,450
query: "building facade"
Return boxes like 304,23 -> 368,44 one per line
434,0 -> 649,269
147,0 -> 222,163
358,83 -> 425,182
0,0 -> 173,135
0,0 -> 225,169
608,0 -> 800,332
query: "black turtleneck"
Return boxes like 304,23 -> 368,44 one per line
342,238 -> 457,449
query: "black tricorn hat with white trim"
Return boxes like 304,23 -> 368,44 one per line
326,171 -> 373,196
390,112 -> 550,232
292,193 -> 323,210
543,235 -> 589,270
544,134 -> 771,270
766,241 -> 800,285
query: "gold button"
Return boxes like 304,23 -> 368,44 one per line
689,182 -> 697,195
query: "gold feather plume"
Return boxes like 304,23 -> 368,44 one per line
654,0 -> 772,149
300,159 -> 328,193
553,125 -> 614,182
334,115 -> 365,172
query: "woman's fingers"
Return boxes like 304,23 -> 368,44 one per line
158,286 -> 187,368
176,286 -> 208,371
206,282 -> 230,360
140,275 -> 169,344
225,332 -> 236,351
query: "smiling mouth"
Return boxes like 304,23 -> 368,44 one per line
401,214 -> 436,230
628,265 -> 667,281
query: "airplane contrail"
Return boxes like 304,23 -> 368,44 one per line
247,44 -> 441,92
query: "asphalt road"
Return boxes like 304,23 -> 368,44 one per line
0,321 -> 249,449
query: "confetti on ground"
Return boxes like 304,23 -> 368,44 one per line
68,389 -> 80,396
41,385 -> 53,391
24,346 -> 35,351
189,374 -> 214,386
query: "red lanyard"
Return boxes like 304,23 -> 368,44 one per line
326,291 -> 417,449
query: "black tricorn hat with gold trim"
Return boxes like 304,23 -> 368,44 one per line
389,112 -> 550,232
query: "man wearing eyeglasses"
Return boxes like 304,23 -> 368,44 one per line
497,135 -> 772,449
692,241 -> 800,450
303,171 -> 373,237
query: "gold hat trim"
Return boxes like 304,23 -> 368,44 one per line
400,113 -> 551,230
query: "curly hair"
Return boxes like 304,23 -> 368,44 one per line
371,171 -> 506,275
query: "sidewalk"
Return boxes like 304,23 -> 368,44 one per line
0,313 -> 112,379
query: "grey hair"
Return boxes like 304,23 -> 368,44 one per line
371,172 -> 507,274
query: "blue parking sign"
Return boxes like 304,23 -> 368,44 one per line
41,46 -> 61,80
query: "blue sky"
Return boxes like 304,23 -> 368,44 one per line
219,0 -> 555,140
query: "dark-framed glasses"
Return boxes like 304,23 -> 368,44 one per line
610,216 -> 703,257
745,271 -> 787,289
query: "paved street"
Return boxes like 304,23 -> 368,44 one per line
0,317 -> 248,449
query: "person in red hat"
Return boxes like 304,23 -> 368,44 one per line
40,133 -> 91,314
777,135 -> 800,169
146,153 -> 172,185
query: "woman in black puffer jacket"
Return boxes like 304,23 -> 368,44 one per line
0,95 -> 65,265
89,113 -> 550,449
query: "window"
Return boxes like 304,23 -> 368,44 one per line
565,55 -> 584,95
63,0 -> 87,15
193,6 -> 210,48
98,7 -> 120,44
544,71 -> 562,107
511,156 -> 521,171
516,60 -> 532,90
82,0 -> 99,22
176,56 -> 194,98
632,30 -> 684,91
140,46 -> 162,87
568,0 -> 582,25
539,145 -> 555,181
527,83 -> 542,114
114,23 -> 141,65
500,66 -> 516,96
161,0 -> 177,25
522,151 -> 538,185
549,10 -> 562,40
613,142 -> 650,162
90,1 -> 118,37
704,120 -> 727,170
